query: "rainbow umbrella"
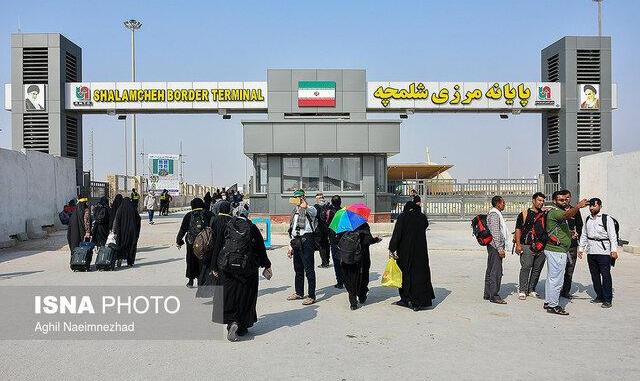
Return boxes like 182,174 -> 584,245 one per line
329,203 -> 371,234
346,203 -> 371,220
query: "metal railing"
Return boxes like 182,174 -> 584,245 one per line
389,178 -> 559,221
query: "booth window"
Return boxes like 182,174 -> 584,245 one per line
375,155 -> 387,192
302,158 -> 320,191
322,157 -> 341,192
254,155 -> 268,193
284,156 -> 362,192
342,157 -> 361,191
282,157 -> 301,192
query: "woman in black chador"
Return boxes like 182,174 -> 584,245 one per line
388,201 -> 435,311
176,198 -> 213,288
112,197 -> 141,268
339,223 -> 382,310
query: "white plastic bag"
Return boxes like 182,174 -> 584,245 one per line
106,232 -> 116,246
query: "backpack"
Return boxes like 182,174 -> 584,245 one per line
589,214 -> 626,248
59,211 -> 70,225
338,230 -> 362,264
529,210 -> 560,252
288,208 -> 320,249
471,214 -> 493,246
186,210 -> 206,245
192,226 -> 214,260
218,217 -> 256,274
93,205 -> 107,225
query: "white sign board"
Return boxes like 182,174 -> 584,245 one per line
66,82 -> 268,111
366,82 -> 561,111
148,153 -> 180,196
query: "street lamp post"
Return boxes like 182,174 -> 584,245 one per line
124,19 -> 142,179
593,0 -> 603,37
506,146 -> 512,178
118,115 -> 128,190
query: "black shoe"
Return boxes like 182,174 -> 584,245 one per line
547,306 -> 569,315
237,327 -> 248,336
186,280 -> 194,288
543,302 -> 551,310
601,302 -> 612,308
395,299 -> 409,308
350,304 -> 358,310
358,294 -> 367,304
227,322 -> 239,342
318,263 -> 330,268
334,283 -> 344,289
591,298 -> 603,304
412,305 -> 423,312
116,259 -> 122,268
483,296 -> 490,300
490,298 -> 507,305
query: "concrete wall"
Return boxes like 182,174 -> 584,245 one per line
0,148 -> 77,242
580,151 -> 640,247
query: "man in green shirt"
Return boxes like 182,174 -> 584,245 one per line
544,190 -> 589,315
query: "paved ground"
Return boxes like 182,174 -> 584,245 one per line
1,212 -> 639,380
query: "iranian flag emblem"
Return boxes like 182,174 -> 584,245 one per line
298,81 -> 336,107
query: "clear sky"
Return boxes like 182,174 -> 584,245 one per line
1,0 -> 638,186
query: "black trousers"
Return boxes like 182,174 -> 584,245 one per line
484,245 -> 503,300
293,237 -> 316,299
561,247 -> 578,296
588,254 -> 613,303
341,252 -> 371,307
318,236 -> 330,265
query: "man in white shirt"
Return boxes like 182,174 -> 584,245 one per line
144,192 -> 157,225
287,189 -> 318,305
578,198 -> 618,308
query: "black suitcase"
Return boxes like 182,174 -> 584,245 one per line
70,242 -> 94,272
95,244 -> 117,271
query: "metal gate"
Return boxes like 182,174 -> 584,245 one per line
389,178 -> 559,221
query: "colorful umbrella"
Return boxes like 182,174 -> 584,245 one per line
329,203 -> 371,234
346,203 -> 371,220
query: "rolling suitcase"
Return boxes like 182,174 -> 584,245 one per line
95,244 -> 117,271
70,240 -> 94,272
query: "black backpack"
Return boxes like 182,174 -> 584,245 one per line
218,217 -> 256,274
471,214 -> 493,246
590,214 -> 626,248
338,230 -> 362,264
186,210 -> 206,245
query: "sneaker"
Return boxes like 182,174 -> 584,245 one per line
601,302 -> 612,308
590,298 -> 603,304
186,280 -> 194,288
227,322 -> 239,342
518,292 -> 527,300
528,291 -> 539,298
543,302 -> 550,310
547,306 -> 569,315
350,304 -> 358,311
237,327 -> 248,336
358,294 -> 367,304
490,298 -> 507,305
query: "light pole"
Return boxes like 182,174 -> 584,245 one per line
593,0 -> 603,37
124,19 -> 142,178
118,115 -> 128,190
505,146 -> 512,178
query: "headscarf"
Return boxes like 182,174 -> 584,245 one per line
235,203 -> 250,218
402,201 -> 417,213
98,196 -> 109,207
109,194 -> 124,229
204,192 -> 212,202
217,200 -> 231,215
113,197 -> 139,250
190,197 -> 205,210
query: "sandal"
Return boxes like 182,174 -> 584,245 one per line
302,297 -> 316,305
287,293 -> 303,301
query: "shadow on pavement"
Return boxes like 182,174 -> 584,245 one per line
0,270 -> 44,280
250,305 -> 319,337
128,257 -> 183,268
136,245 -> 172,253
258,285 -> 289,297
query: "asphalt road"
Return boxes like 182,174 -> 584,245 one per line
1,212 -> 639,380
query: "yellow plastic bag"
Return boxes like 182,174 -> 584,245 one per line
381,258 -> 402,288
